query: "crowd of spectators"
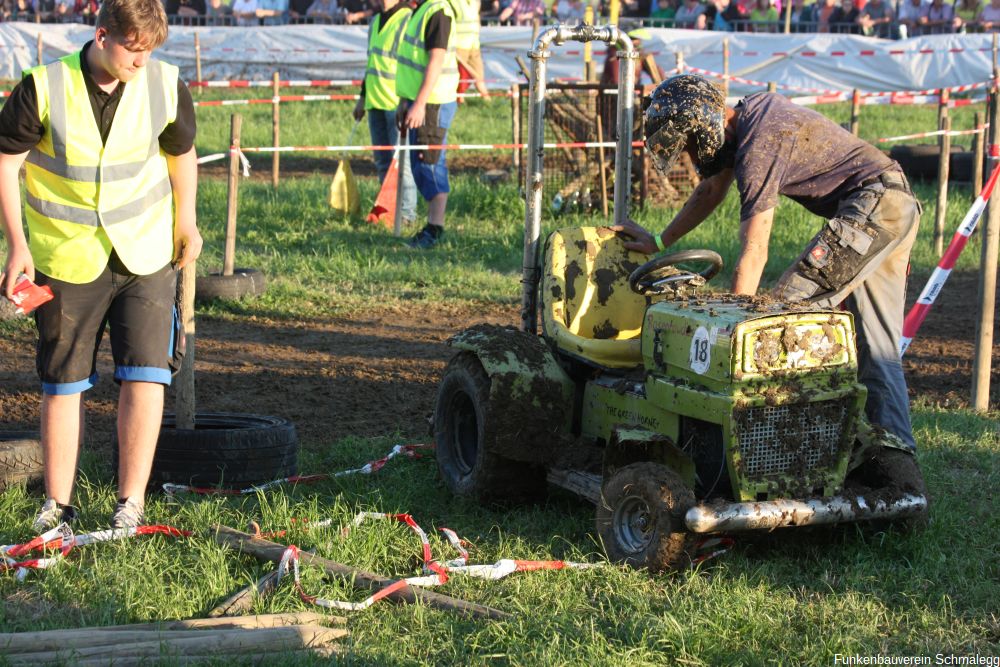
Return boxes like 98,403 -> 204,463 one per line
1,0 -> 997,33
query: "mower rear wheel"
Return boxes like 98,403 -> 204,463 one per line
434,353 -> 544,503
596,462 -> 695,572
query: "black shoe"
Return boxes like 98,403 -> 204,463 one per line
407,226 -> 442,249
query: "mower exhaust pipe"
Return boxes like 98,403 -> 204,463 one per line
685,493 -> 928,533
520,24 -> 638,335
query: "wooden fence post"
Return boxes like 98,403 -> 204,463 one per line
36,33 -> 42,66
767,81 -> 777,93
675,50 -> 684,74
972,89 -> 1000,411
223,114 -> 242,277
512,83 -> 521,184
722,37 -> 730,98
783,0 -> 792,34
272,71 -> 280,189
850,89 -> 861,136
583,5 -> 594,82
933,88 -> 951,257
973,111 -> 985,199
194,32 -> 202,95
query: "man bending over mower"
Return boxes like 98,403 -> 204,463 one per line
615,74 -> 920,453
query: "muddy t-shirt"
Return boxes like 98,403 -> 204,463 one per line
733,92 -> 897,221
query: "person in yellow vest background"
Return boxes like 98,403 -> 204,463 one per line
396,0 -> 459,249
454,0 -> 491,99
353,0 -> 418,224
0,0 -> 201,532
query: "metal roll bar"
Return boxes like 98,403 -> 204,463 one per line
519,24 -> 638,334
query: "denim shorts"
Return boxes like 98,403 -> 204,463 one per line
407,101 -> 457,201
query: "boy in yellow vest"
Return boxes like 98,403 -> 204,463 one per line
396,0 -> 459,249
353,0 -> 417,224
0,0 -> 201,532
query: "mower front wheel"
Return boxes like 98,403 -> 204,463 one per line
596,462 -> 696,572
434,353 -> 544,503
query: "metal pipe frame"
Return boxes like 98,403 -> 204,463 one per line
520,24 -> 638,334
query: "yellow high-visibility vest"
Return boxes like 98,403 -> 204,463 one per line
365,6 -> 412,111
453,0 -> 481,51
25,51 -> 178,284
395,0 -> 459,105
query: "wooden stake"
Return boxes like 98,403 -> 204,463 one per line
175,262 -> 196,431
583,5 -> 595,82
783,0 -> 792,34
850,88 -> 861,136
36,33 -> 42,66
973,111 -> 985,198
643,54 -> 662,84
972,89 -> 1000,411
933,88 -> 951,257
211,525 -> 511,621
209,570 -> 281,617
722,38 -> 730,98
767,81 -> 777,93
675,51 -> 684,74
512,83 -> 522,188
596,112 -> 609,219
515,56 -> 531,82
194,32 -> 202,96
609,0 -> 620,24
223,114 -> 242,277
272,71 -> 280,189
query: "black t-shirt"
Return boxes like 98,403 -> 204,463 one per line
420,0 -> 452,50
734,93 -> 896,220
0,42 -> 196,156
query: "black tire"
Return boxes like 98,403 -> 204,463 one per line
890,144 -> 967,182
434,353 -> 545,503
596,462 -> 696,572
195,269 -> 266,303
114,413 -> 297,489
0,431 -> 44,493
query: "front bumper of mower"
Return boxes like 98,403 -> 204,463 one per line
685,492 -> 928,533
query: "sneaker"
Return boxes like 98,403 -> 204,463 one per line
111,497 -> 145,530
407,225 -> 443,249
32,498 -> 78,533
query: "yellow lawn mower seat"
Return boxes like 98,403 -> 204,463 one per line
542,226 -> 660,369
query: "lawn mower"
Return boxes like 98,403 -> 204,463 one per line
433,25 -> 928,571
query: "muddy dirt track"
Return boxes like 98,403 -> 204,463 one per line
0,271 -> 997,452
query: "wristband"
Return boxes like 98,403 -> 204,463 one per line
654,233 -> 666,253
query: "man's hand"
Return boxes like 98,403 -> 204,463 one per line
404,99 -> 427,129
1,244 -> 34,301
352,98 -> 366,122
172,222 -> 203,271
396,99 -> 411,131
611,219 -> 660,255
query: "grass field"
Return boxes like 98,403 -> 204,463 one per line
1,95 -> 999,665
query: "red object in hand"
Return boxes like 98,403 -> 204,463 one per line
8,275 -> 53,315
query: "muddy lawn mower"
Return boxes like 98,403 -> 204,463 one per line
433,25 -> 928,571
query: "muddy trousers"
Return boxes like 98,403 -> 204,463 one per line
774,173 -> 920,450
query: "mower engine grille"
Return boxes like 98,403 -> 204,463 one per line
735,400 -> 849,478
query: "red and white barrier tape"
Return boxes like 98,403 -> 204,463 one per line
189,77 -> 516,88
900,164 -> 1000,355
192,90 -> 510,108
877,124 -> 988,144
2,524 -> 189,580
275,511 -> 598,611
161,443 -> 432,495
681,65 -> 844,95
789,92 -> 987,107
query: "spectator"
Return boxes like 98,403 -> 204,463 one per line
813,0 -> 838,30
395,0 -> 459,249
858,0 -> 893,35
341,0 -> 372,22
72,0 -> 99,20
257,0 -> 289,24
498,0 -> 544,24
649,0 -> 677,22
0,0 -> 201,534
919,0 -> 960,32
289,0 -> 312,19
897,0 -> 926,36
829,0 -> 860,32
979,0 -> 1000,27
749,0 -> 778,29
231,0 -> 259,25
673,0 -> 707,27
554,0 -> 585,21
165,0 -> 207,18
205,0 -> 233,23
34,0 -> 58,21
622,0 -> 652,17
353,0 -> 417,223
954,0 -> 981,28
705,0 -> 745,29
306,0 -> 339,20
453,0 -> 490,98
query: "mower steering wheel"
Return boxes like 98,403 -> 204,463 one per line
628,249 -> 724,296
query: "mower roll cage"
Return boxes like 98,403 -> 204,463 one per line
519,24 -> 638,334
